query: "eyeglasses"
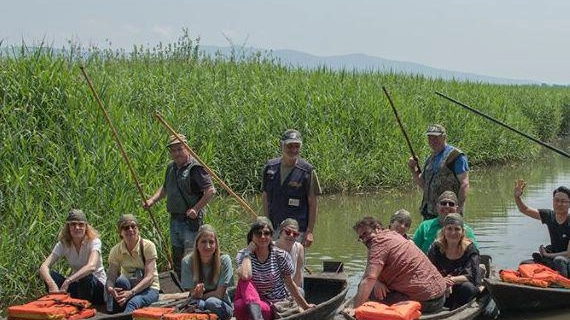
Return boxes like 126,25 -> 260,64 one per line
283,229 -> 300,238
358,230 -> 373,243
121,224 -> 138,231
554,198 -> 570,204
439,200 -> 456,207
68,222 -> 86,228
254,230 -> 272,237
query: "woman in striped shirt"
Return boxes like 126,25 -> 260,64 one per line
233,217 -> 314,320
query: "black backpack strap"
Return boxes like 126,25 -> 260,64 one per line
139,239 -> 146,265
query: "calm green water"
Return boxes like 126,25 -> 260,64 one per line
305,139 -> 570,319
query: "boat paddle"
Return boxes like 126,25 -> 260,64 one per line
382,86 -> 422,173
435,91 -> 570,159
154,112 -> 259,219
79,66 -> 173,269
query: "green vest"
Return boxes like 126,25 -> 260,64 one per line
164,160 -> 202,214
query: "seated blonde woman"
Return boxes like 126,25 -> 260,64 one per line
39,209 -> 106,305
181,224 -> 233,320
427,213 -> 481,310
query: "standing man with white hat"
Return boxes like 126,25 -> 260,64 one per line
144,133 -> 216,279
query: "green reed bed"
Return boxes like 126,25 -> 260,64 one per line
1,36 -> 569,311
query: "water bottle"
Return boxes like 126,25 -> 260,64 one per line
105,289 -> 114,312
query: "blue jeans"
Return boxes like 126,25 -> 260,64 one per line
48,271 -> 105,305
108,276 -> 159,313
191,297 -> 233,320
170,217 -> 198,278
445,282 -> 478,310
170,217 -> 198,251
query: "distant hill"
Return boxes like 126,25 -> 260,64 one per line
0,44 -> 546,85
200,45 -> 543,86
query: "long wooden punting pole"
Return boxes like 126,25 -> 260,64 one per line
382,86 -> 422,173
79,66 -> 173,268
435,91 -> 570,159
154,112 -> 259,219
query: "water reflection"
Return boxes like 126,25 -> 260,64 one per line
305,139 -> 569,319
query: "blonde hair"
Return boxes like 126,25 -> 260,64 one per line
58,223 -> 99,247
191,224 -> 221,285
434,224 -> 471,254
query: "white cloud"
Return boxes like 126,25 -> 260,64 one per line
152,25 -> 175,39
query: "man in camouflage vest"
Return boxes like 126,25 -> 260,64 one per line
408,124 -> 470,220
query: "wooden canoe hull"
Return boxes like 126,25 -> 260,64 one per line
282,272 -> 348,320
484,277 -> 570,315
334,291 -> 490,320
89,269 -> 348,320
334,255 -> 493,320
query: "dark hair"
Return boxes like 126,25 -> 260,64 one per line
353,216 -> 383,232
553,186 -> 570,199
247,217 -> 274,245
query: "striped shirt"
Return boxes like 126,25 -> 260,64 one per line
237,246 -> 293,302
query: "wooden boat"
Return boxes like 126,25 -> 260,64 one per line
334,255 -> 493,320
90,261 -> 348,320
279,261 -> 348,320
484,277 -> 570,315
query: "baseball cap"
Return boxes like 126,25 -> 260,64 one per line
281,129 -> 302,144
426,124 -> 447,136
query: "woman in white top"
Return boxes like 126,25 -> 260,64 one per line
39,209 -> 107,305
275,218 -> 304,291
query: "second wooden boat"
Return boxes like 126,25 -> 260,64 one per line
484,277 -> 570,315
334,255 -> 493,320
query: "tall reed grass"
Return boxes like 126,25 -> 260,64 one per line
1,31 -> 569,311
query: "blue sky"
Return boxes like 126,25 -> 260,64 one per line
2,0 -> 569,84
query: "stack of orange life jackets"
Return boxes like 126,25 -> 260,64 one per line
500,263 -> 570,288
8,293 -> 95,320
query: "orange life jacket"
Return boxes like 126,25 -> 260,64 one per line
133,307 -> 175,320
500,263 -> 570,288
132,307 -> 218,320
8,293 -> 95,320
355,301 -> 422,320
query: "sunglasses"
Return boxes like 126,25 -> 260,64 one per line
121,224 -> 138,231
254,230 -> 272,237
439,200 -> 456,207
283,229 -> 300,238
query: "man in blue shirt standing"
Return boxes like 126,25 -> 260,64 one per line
408,124 -> 470,220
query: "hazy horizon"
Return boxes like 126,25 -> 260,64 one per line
3,0 -> 570,85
